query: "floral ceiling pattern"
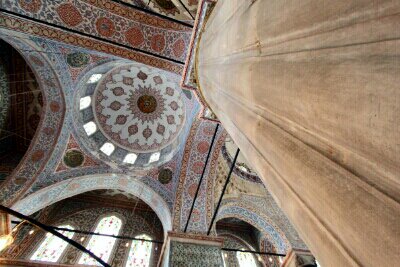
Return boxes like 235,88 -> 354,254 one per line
94,64 -> 185,153
3,0 -> 191,62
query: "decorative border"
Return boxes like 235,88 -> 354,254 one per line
172,120 -> 226,233
168,231 -> 224,245
11,174 -> 173,232
82,0 -> 191,31
179,0 -> 220,122
0,13 -> 184,74
217,201 -> 291,254
0,33 -> 66,206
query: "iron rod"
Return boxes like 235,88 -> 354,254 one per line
110,0 -> 193,27
11,220 -> 164,244
221,247 -> 286,257
0,205 -> 110,267
0,9 -> 185,65
176,0 -> 195,20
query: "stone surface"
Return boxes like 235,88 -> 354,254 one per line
198,0 -> 400,266
282,250 -> 316,267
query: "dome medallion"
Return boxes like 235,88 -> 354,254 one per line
93,65 -> 185,154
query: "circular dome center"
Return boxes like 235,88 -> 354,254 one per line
137,95 -> 157,113
92,64 -> 185,154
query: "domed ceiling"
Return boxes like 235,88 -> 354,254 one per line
79,63 -> 187,169
93,64 -> 185,153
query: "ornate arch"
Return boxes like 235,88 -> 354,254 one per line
0,30 -> 66,206
216,200 -> 291,254
11,174 -> 172,233
172,119 -> 227,232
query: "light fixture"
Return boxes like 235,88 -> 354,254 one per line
29,230 -> 34,235
269,257 -> 273,262
125,242 -> 129,247
87,74 -> 102,84
0,234 -> 13,252
80,237 -> 85,242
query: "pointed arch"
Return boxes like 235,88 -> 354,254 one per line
125,234 -> 153,267
78,215 -> 122,265
0,30 -> 65,206
236,251 -> 257,267
11,174 -> 172,233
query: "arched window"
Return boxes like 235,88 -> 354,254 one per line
236,250 -> 257,267
125,234 -> 152,267
79,215 -> 122,265
30,225 -> 74,262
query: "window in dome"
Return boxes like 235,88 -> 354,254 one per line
123,153 -> 138,164
80,96 -> 92,110
125,234 -> 152,267
100,142 -> 115,156
87,74 -> 102,84
148,152 -> 160,163
84,121 -> 97,136
78,215 -> 122,265
31,225 -> 74,262
236,250 -> 257,267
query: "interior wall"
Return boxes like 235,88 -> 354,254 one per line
2,196 -> 164,267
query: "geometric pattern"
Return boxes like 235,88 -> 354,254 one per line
0,13 -> 183,74
94,65 -> 185,153
0,34 -> 65,207
3,0 -> 191,62
173,120 -> 227,233
169,241 -> 223,267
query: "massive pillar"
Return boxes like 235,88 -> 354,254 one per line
197,0 -> 400,266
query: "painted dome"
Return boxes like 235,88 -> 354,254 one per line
77,62 -> 187,169
93,65 -> 185,153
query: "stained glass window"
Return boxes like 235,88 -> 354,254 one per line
125,234 -> 152,267
79,215 -> 122,266
236,250 -> 257,267
31,225 -> 74,262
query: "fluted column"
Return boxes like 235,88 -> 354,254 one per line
197,0 -> 400,266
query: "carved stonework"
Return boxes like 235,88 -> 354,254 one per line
162,232 -> 224,266
296,254 -> 317,267
282,249 -> 316,267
